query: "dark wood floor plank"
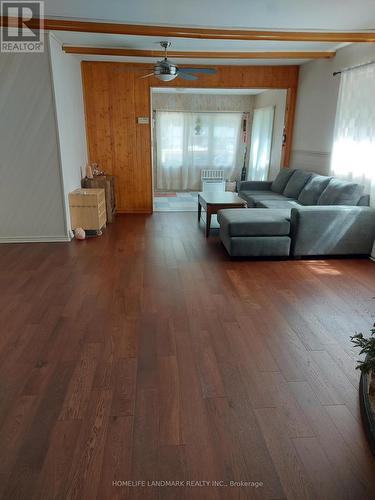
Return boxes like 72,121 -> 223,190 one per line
272,288 -> 337,350
1,214 -> 375,500
188,316 -> 226,399
63,388 -> 113,500
309,350 -> 360,420
158,355 -> 182,446
110,357 -> 137,417
292,437 -> 344,500
0,395 -> 37,476
173,318 -> 225,499
323,343 -> 360,389
22,319 -> 82,396
205,396 -> 262,500
113,317 -> 140,359
325,404 -> 375,489
135,315 -> 158,391
59,342 -> 102,420
32,420 -> 82,500
157,445 -> 188,500
256,371 -> 314,438
130,388 -> 160,500
204,317 -> 285,499
254,407 -> 315,500
235,314 -> 279,372
2,362 -> 75,499
222,321 -> 272,408
96,415 -> 133,500
288,381 -> 375,499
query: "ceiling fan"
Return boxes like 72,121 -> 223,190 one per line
140,41 -> 217,82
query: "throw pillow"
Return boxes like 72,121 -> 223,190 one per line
298,175 -> 332,205
270,168 -> 295,193
317,179 -> 364,205
283,170 -> 312,198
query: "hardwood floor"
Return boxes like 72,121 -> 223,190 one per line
0,213 -> 375,500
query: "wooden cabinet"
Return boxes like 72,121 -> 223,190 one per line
69,188 -> 106,231
82,175 -> 116,222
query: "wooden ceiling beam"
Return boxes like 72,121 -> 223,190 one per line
1,17 -> 375,42
63,46 -> 336,59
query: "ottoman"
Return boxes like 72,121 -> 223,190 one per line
217,208 -> 291,257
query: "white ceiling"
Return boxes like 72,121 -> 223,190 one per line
48,0 -> 375,66
151,88 -> 266,95
52,31 -> 347,66
45,0 -> 375,31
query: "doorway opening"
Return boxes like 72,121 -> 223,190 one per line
151,87 -> 287,212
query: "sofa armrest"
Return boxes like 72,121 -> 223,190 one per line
238,181 -> 272,192
290,206 -> 375,256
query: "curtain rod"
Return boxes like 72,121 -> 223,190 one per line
333,59 -> 375,76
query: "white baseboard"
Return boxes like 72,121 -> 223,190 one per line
0,235 -> 71,243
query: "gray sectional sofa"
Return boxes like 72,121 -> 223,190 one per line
217,168 -> 375,258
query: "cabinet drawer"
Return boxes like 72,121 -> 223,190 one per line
69,188 -> 105,207
70,207 -> 99,230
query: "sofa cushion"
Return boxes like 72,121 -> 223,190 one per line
283,170 -> 312,198
239,190 -> 294,207
256,200 -> 302,209
317,179 -> 364,205
271,168 -> 295,193
297,174 -> 332,205
240,190 -> 288,198
217,208 -> 290,237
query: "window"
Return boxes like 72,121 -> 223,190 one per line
331,62 -> 375,205
248,106 -> 274,181
155,111 -> 243,190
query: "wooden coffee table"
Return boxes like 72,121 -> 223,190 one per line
198,192 -> 247,237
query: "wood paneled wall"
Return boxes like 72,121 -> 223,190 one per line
81,62 -> 299,213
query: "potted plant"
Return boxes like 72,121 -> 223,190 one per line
351,324 -> 375,394
351,323 -> 375,455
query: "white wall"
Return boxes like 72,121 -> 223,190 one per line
291,43 -> 375,174
0,47 -> 68,242
253,89 -> 287,180
0,36 -> 88,242
49,34 -> 88,232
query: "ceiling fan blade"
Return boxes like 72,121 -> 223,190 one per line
178,72 -> 198,81
139,72 -> 155,79
179,68 -> 217,74
113,66 -> 154,72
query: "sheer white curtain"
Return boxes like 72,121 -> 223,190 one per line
248,106 -> 275,181
331,63 -> 375,205
155,111 -> 243,190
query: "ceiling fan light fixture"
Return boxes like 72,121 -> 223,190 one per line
154,61 -> 178,81
154,59 -> 178,82
156,73 -> 178,81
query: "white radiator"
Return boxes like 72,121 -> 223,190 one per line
201,169 -> 225,192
